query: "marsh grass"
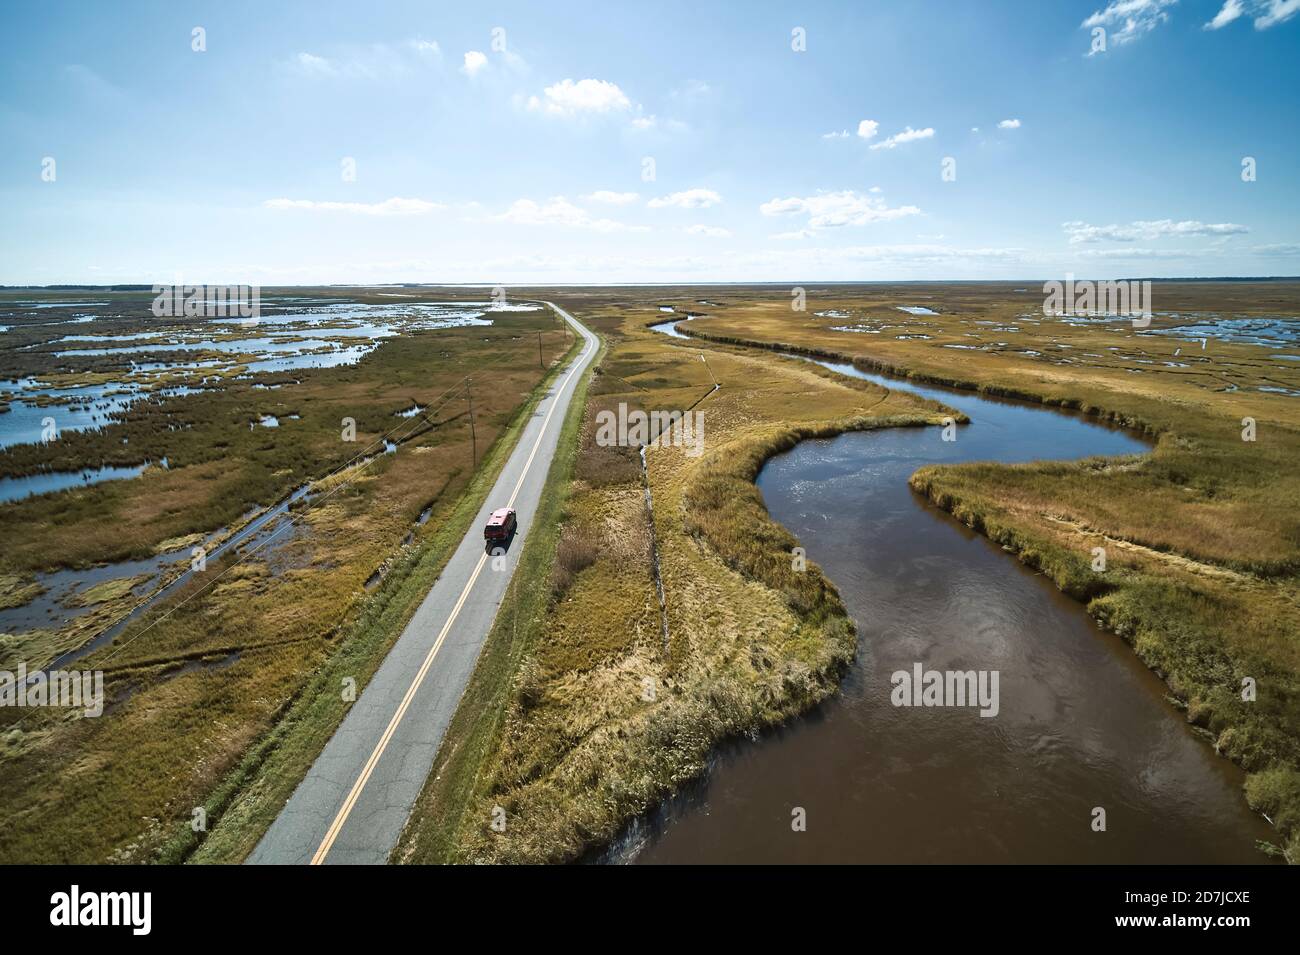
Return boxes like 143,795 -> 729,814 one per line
649,283 -> 1300,861
395,304 -> 945,863
551,526 -> 601,600
0,308 -> 568,863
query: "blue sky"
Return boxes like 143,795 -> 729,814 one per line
2,0 -> 1298,284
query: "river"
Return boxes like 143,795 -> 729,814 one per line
630,322 -> 1276,863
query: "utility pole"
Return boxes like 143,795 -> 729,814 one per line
538,330 -> 544,368
466,378 -> 477,467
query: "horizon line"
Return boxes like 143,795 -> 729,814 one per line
4,275 -> 1300,291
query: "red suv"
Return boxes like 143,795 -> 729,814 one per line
484,507 -> 517,543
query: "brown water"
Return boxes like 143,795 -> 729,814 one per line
629,347 -> 1277,863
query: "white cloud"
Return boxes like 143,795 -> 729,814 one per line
684,225 -> 732,238
1205,0 -> 1300,28
998,118 -> 1022,129
282,42 -> 438,80
264,197 -> 444,215
648,188 -> 722,209
1076,247 -> 1201,259
1070,245 -> 1295,261
585,191 -> 640,205
823,121 -> 879,141
628,113 -> 687,132
759,190 -> 921,229
494,196 -> 647,232
1062,218 -> 1249,243
291,52 -> 335,76
1206,0 -> 1247,26
869,126 -> 935,150
461,51 -> 488,76
132,238 -> 1285,285
1256,0 -> 1300,26
1252,243 -> 1300,256
1081,0 -> 1178,48
526,78 -> 632,116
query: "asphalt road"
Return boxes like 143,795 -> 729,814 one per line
248,304 -> 596,865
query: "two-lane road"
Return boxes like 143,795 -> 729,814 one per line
249,304 -> 596,864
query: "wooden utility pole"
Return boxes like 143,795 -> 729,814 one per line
466,378 -> 477,466
538,330 -> 544,368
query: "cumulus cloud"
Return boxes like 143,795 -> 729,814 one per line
647,188 -> 722,209
526,78 -> 632,116
264,197 -> 444,215
584,190 -> 640,205
998,118 -> 1022,129
823,120 -> 883,142
494,196 -> 646,232
1062,218 -> 1249,243
1205,0 -> 1300,28
869,126 -> 935,150
759,190 -> 921,229
461,51 -> 488,76
1080,0 -> 1178,47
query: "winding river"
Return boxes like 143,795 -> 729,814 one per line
631,321 -> 1276,863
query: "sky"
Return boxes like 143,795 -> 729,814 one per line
1,0 -> 1298,285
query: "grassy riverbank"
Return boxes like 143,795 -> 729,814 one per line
644,282 -> 1300,862
396,303 -> 945,863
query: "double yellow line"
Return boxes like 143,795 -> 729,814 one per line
310,312 -> 590,864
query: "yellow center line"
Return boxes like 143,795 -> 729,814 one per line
309,312 -> 589,864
